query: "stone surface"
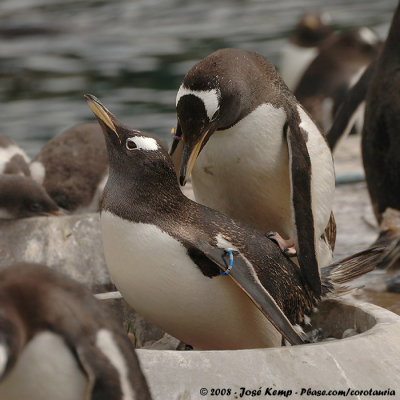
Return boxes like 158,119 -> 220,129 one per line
0,213 -> 112,293
137,298 -> 400,400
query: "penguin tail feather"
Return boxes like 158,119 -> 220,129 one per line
321,229 -> 400,297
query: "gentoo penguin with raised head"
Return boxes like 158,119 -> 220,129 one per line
170,48 -> 336,294
0,134 -> 31,176
280,11 -> 333,91
86,95 -> 379,350
0,174 -> 61,219
0,262 -> 152,400
295,27 -> 380,132
31,123 -> 109,213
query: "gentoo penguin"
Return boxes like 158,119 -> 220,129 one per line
362,2 -> 400,224
31,123 -> 109,213
170,48 -> 336,297
280,11 -> 333,91
0,263 -> 152,400
294,27 -> 380,132
85,95 -> 378,350
0,174 -> 61,219
0,134 -> 31,176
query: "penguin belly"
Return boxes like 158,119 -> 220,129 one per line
101,211 -> 282,350
192,104 -> 293,238
192,104 -> 335,267
0,332 -> 87,400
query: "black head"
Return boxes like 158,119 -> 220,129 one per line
0,175 -> 62,219
85,95 -> 181,213
171,48 -> 281,186
294,12 -> 333,47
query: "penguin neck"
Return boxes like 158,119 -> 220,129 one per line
102,162 -> 188,223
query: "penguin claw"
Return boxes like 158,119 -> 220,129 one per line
283,247 -> 297,258
265,232 -> 297,257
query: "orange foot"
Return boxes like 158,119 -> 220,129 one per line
265,232 -> 297,257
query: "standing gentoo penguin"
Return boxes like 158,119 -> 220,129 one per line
32,123 -> 109,213
279,11 -> 333,91
0,134 -> 31,176
360,1 -> 400,267
294,27 -> 380,132
86,95 -> 377,350
170,48 -> 336,296
0,263 -> 152,400
362,1 -> 400,224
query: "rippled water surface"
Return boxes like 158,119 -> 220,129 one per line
0,0 -> 397,156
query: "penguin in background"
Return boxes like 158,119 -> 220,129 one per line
0,135 -> 62,219
31,123 -> 109,214
0,134 -> 31,176
86,95 -> 383,350
294,27 -> 380,132
326,2 -> 400,269
0,174 -> 61,219
280,11 -> 333,91
0,262 -> 152,400
170,48 -> 336,298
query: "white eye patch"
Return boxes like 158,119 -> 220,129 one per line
176,86 -> 220,121
126,136 -> 159,151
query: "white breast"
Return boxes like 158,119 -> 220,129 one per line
0,145 -> 30,175
0,332 -> 87,400
279,43 -> 318,91
192,103 -> 293,237
191,103 -> 335,267
101,211 -> 281,349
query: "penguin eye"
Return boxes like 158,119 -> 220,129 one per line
126,139 -> 138,151
29,203 -> 43,212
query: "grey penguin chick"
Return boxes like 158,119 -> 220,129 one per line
31,123 -> 109,213
0,134 -> 31,176
280,11 -> 333,91
0,262 -> 152,400
171,48 -> 336,296
86,95 -> 378,350
0,174 -> 61,219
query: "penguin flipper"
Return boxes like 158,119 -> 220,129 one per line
286,117 -> 322,298
194,242 -> 304,346
327,59 -> 377,151
75,343 -> 126,400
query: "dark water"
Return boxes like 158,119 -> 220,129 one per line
0,0 -> 397,157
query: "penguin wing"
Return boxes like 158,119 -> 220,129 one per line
193,241 -> 304,345
75,344 -> 124,399
327,59 -> 376,151
286,116 -> 322,297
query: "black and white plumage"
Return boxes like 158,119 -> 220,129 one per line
325,3 -> 400,270
0,263 -> 152,400
0,135 -> 61,219
170,48 -> 335,298
31,123 -> 109,213
86,95 -> 375,350
280,11 -> 333,91
295,27 -> 380,132
0,135 -> 31,176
